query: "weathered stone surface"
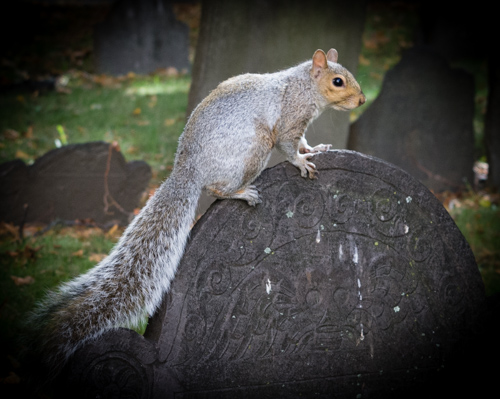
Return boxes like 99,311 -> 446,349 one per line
94,0 -> 190,75
0,141 -> 151,226
348,47 -> 475,192
65,150 -> 488,398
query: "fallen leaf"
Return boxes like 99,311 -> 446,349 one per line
164,118 -> 176,126
136,120 -> 150,126
89,253 -> 107,263
0,222 -> 20,240
22,245 -> 43,259
15,150 -> 30,160
11,275 -> 35,286
133,107 -> 141,115
359,54 -> 371,66
126,145 -> 139,155
56,86 -> 72,94
3,128 -> 20,140
106,224 -> 119,238
148,95 -> 157,108
72,249 -> 84,257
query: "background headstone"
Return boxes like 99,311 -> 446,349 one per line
485,60 -> 500,188
348,46 -> 475,192
93,0 -> 190,75
63,150 -> 492,398
0,141 -> 151,226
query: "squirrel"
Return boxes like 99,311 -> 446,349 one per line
26,48 -> 365,378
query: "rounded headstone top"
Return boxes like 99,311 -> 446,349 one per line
154,149 -> 485,396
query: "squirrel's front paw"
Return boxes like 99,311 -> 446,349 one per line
295,153 -> 318,179
299,143 -> 332,154
311,143 -> 332,153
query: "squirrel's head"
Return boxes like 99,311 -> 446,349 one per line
310,49 -> 366,111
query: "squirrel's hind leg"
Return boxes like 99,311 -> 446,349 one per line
207,185 -> 262,206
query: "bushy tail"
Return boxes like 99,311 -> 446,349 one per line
24,173 -> 201,379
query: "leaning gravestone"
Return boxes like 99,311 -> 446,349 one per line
0,141 -> 151,226
62,150 -> 487,398
348,47 -> 475,192
93,0 -> 190,75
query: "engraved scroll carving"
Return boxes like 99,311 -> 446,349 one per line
67,150 -> 486,398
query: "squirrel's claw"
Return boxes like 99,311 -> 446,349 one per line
295,153 -> 318,179
239,185 -> 262,206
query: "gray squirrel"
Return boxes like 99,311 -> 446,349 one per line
27,48 -> 365,376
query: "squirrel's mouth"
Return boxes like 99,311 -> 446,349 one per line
331,93 -> 366,111
331,103 -> 354,111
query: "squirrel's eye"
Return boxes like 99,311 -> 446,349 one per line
333,77 -> 344,87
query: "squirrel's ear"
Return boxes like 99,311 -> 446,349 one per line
326,48 -> 338,63
312,50 -> 328,78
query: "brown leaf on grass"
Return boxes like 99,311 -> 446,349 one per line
126,145 -> 139,155
148,95 -> 157,108
93,74 -> 122,88
359,54 -> 371,66
0,222 -> 20,240
11,275 -> 35,286
89,253 -> 107,263
15,150 -> 30,160
72,249 -> 84,257
132,107 -> 142,116
3,128 -> 20,140
106,224 -> 120,239
23,245 -> 43,259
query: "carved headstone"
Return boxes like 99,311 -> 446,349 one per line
348,47 -> 475,192
0,141 -> 151,226
64,150 -> 487,398
94,0 -> 190,75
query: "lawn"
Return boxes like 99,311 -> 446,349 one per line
0,1 -> 498,393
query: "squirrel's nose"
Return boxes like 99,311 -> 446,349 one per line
359,93 -> 366,106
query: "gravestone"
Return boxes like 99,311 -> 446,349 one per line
0,141 -> 151,226
348,47 -> 475,192
62,150 -> 489,398
94,0 -> 190,75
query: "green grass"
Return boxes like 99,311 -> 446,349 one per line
450,204 -> 500,296
0,226 -> 117,341
0,73 -> 190,183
